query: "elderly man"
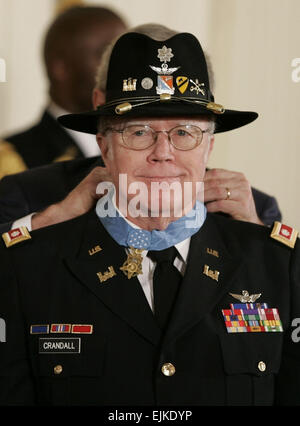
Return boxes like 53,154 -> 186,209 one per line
0,26 -> 299,406
0,27 -> 281,235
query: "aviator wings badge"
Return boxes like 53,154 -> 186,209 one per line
229,290 -> 262,303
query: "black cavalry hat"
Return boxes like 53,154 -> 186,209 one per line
58,31 -> 258,134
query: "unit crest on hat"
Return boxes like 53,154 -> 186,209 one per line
150,45 -> 180,95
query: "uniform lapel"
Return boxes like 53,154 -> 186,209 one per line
64,211 -> 160,346
163,214 -> 243,345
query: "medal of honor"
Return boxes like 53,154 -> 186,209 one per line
120,247 -> 144,279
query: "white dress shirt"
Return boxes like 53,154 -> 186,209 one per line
119,206 -> 190,311
135,238 -> 190,312
47,102 -> 100,158
12,213 -> 35,232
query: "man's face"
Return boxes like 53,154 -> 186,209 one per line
65,20 -> 126,111
97,116 -> 213,218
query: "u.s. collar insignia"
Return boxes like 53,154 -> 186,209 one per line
206,248 -> 219,258
2,226 -> 31,248
120,247 -> 143,279
270,221 -> 298,248
150,45 -> 180,95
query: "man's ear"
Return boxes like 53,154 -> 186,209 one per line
93,88 -> 106,109
96,133 -> 110,169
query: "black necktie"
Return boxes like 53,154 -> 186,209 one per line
147,247 -> 182,330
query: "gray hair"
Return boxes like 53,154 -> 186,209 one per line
95,23 -> 215,92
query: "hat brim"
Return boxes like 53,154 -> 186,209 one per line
58,101 -> 258,134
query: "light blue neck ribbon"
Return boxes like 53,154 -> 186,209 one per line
95,188 -> 206,251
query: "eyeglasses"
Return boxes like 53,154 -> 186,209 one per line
103,124 -> 211,151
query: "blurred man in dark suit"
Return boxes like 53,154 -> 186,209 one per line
2,6 -> 127,169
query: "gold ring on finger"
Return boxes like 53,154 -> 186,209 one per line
225,188 -> 231,200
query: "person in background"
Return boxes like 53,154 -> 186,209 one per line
1,6 -> 127,170
0,141 -> 26,179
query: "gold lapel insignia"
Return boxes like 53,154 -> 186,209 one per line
2,226 -> 31,248
203,264 -> 220,282
229,290 -> 261,303
206,248 -> 219,258
270,221 -> 298,249
88,245 -> 102,256
120,247 -> 143,279
97,266 -> 116,283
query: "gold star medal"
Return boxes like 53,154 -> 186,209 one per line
120,247 -> 144,279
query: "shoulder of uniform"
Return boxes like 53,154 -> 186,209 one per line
0,140 -> 27,178
270,221 -> 299,248
1,226 -> 31,248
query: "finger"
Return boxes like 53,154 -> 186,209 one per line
206,200 -> 262,224
204,169 -> 247,194
204,168 -> 242,182
204,186 -> 236,203
204,176 -> 246,192
206,200 -> 239,214
204,174 -> 243,190
89,166 -> 112,183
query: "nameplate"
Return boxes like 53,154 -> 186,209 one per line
39,338 -> 81,354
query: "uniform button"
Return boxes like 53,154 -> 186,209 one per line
258,361 -> 266,372
54,365 -> 63,375
161,363 -> 176,376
